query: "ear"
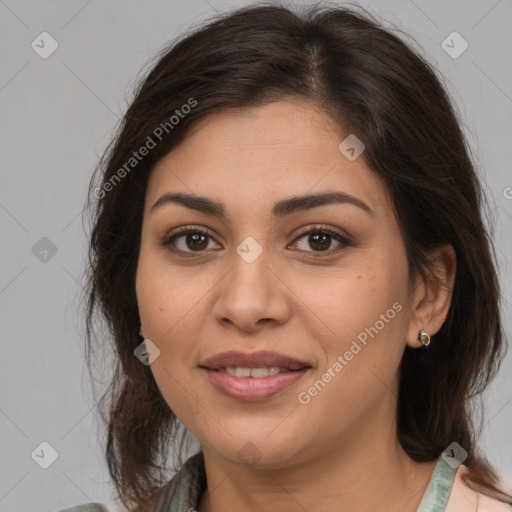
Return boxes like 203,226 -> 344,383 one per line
406,244 -> 456,349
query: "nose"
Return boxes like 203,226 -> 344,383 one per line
212,249 -> 291,334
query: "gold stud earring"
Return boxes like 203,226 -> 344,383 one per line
418,329 -> 431,347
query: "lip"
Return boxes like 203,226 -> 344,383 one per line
203,368 -> 310,401
199,350 -> 312,402
200,350 -> 310,371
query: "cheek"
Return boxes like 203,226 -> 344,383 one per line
134,231 -> 198,419
304,251 -> 410,390
136,255 -> 212,426
136,244 -> 205,336
295,277 -> 408,429
310,253 -> 408,341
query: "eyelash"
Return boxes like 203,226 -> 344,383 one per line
158,224 -> 354,258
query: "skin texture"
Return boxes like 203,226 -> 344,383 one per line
136,99 -> 456,512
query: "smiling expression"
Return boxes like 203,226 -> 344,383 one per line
136,99 -> 421,467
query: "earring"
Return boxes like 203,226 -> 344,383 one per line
418,329 -> 431,347
139,325 -> 144,338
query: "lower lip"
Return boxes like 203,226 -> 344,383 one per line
202,368 -> 309,401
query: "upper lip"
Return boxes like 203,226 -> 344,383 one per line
200,350 -> 311,371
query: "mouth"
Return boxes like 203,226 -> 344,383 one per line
199,351 -> 312,401
200,350 -> 310,371
218,366 -> 297,378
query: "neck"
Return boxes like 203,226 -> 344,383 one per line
197,413 -> 436,512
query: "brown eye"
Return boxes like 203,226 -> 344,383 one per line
182,232 -> 209,251
307,233 -> 332,251
159,227 -> 221,254
291,226 -> 353,255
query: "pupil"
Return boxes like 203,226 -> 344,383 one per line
188,233 -> 208,251
311,233 -> 330,251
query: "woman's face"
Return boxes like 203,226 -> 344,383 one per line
136,99 -> 425,468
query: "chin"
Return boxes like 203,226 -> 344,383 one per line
200,428 -> 312,469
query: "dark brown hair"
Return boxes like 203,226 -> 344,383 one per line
82,2 -> 511,509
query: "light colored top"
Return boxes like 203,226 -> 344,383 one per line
57,453 -> 512,511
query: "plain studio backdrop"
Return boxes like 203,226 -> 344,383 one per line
0,1 -> 511,511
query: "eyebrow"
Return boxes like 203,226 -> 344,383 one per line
150,191 -> 374,218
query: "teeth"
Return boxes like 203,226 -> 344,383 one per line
235,367 -> 251,378
251,367 -> 271,378
224,367 -> 282,378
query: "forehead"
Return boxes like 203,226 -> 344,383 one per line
145,100 -> 392,219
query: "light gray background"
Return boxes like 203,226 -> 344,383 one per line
1,1 -> 511,511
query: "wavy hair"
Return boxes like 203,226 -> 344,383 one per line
82,2 -> 511,509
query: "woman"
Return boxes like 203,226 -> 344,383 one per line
59,3 -> 511,511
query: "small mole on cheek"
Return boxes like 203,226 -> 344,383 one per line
159,307 -> 164,312
357,275 -> 361,279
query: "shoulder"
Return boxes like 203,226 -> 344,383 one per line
56,504 -> 109,512
446,465 -> 512,511
56,453 -> 205,512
